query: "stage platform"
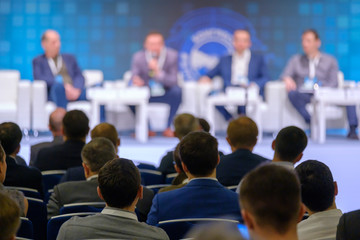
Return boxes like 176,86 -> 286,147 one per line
19,133 -> 360,213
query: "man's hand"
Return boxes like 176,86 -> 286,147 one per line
284,77 -> 297,92
64,83 -> 81,101
133,75 -> 145,86
198,76 -> 212,84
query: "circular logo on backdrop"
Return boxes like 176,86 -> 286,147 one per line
167,7 -> 267,81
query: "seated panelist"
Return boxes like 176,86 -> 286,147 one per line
32,29 -> 86,109
200,29 -> 269,121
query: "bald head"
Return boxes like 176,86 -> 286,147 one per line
91,123 -> 120,153
41,29 -> 61,58
49,108 -> 66,136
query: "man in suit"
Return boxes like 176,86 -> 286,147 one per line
200,29 -> 269,119
296,160 -> 342,240
281,29 -> 358,139
32,29 -> 86,109
47,137 -> 116,219
0,122 -> 43,196
57,158 -> 169,240
216,116 -> 269,186
0,192 -> 21,240
337,210 -> 360,239
147,131 -> 242,225
239,164 -> 305,240
158,113 -> 200,175
35,110 -> 89,171
30,108 -> 65,166
131,31 -> 182,137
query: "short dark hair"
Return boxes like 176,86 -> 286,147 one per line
227,116 -> 258,149
197,118 -> 210,133
274,126 -> 308,162
295,160 -> 335,212
62,110 -> 89,140
174,113 -> 199,139
179,131 -> 218,177
98,158 -> 141,208
0,122 -> 22,155
0,192 -> 20,240
302,29 -> 320,40
81,137 -> 117,173
240,164 -> 301,235
145,31 -> 164,40
91,123 -> 119,148
173,143 -> 183,172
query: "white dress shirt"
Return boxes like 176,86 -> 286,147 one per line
297,208 -> 342,240
231,49 -> 251,86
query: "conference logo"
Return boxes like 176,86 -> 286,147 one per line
167,7 -> 266,81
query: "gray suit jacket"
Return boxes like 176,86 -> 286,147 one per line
57,208 -> 169,240
30,136 -> 63,167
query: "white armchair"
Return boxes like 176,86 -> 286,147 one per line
0,70 -> 31,130
31,70 -> 104,132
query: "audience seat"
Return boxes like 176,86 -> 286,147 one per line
157,218 -> 239,240
226,185 -> 238,192
26,197 -> 47,240
146,184 -> 171,194
41,170 -> 67,194
137,162 -> 157,170
6,186 -> 42,200
59,202 -> 105,215
165,173 -> 178,184
139,169 -> 164,185
17,217 -> 34,239
47,212 -> 96,240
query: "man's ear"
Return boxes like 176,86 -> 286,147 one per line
117,138 -> 121,147
137,185 -> 144,200
242,209 -> 255,230
82,162 -> 90,178
271,140 -> 276,150
294,153 -> 303,164
334,181 -> 338,196
174,164 -> 182,174
15,145 -> 20,155
97,186 -> 104,201
297,203 -> 306,223
181,162 -> 189,173
216,154 -> 220,166
226,136 -> 232,147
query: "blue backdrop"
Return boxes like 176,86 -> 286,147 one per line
0,0 -> 359,81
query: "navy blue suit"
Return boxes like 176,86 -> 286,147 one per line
32,53 -> 86,108
206,52 -> 269,120
216,149 -> 270,186
146,179 -> 242,225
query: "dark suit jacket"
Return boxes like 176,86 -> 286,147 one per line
30,136 -> 64,167
35,140 -> 85,171
59,166 -> 85,183
3,156 -> 43,196
336,210 -> 360,240
206,52 -> 269,96
147,179 -> 242,225
157,151 -> 176,175
216,148 -> 270,186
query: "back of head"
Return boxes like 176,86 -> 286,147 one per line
227,116 -> 258,149
240,164 -> 301,235
62,110 -> 89,140
98,158 -> 141,208
174,113 -> 200,139
81,137 -> 117,173
179,131 -> 218,177
274,126 -> 308,162
0,122 -> 22,155
197,118 -> 210,133
0,192 -> 20,240
187,222 -> 246,240
49,108 -> 66,133
90,123 -> 119,148
295,160 -> 335,212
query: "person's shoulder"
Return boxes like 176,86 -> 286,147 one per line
251,152 -> 271,162
166,47 -> 178,56
132,50 -> 145,59
137,221 -> 169,238
56,180 -> 88,191
61,53 -> 77,60
32,54 -> 45,63
321,53 -> 338,63
250,51 -> 265,58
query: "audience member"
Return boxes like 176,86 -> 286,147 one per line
35,110 -> 89,171
30,108 -> 66,166
0,122 -> 43,196
0,191 -> 21,240
239,164 -> 305,240
47,137 -> 116,219
33,29 -> 86,109
147,131 -> 242,225
57,158 -> 169,240
200,29 -> 269,119
0,143 -> 28,216
158,113 -> 200,175
336,209 -> 360,239
131,31 -> 181,137
158,143 -> 188,193
217,116 -> 269,186
281,29 -> 358,139
198,117 -> 210,133
296,160 -> 342,240
60,122 -> 120,183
